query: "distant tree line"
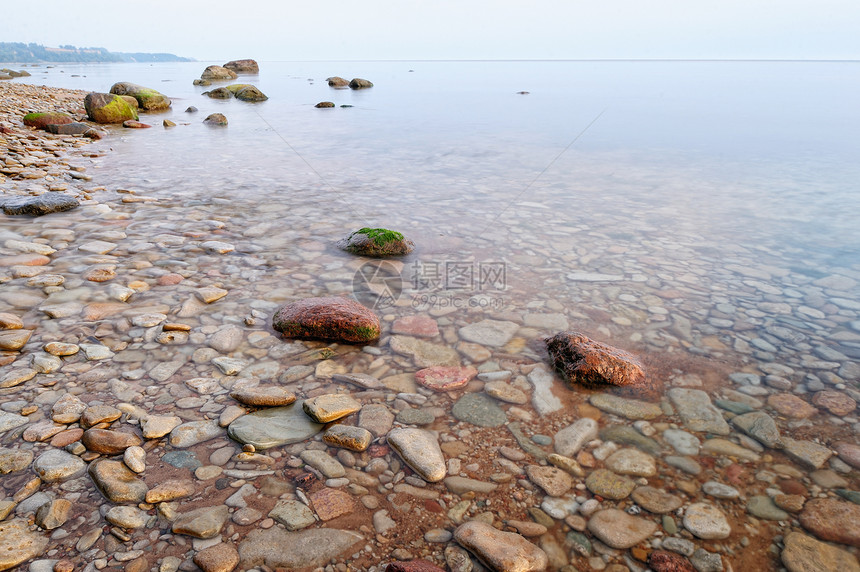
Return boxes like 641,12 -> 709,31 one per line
0,42 -> 194,63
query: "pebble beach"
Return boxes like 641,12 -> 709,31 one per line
1,72 -> 860,572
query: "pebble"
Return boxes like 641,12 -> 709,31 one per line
302,394 -> 362,423
668,388 -> 731,435
451,392 -> 507,427
585,469 -> 636,499
388,427 -> 447,482
683,502 -> 731,539
587,508 -> 658,548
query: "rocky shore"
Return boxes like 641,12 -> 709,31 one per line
1,78 -> 859,572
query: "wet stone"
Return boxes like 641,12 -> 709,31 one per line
484,380 -> 529,404
80,405 -> 122,428
83,428 -> 142,454
388,427 -> 447,482
546,331 -> 646,387
162,450 -> 202,470
701,438 -> 761,461
323,425 -> 373,451
662,429 -> 700,455
702,481 -> 741,500
768,393 -> 818,419
390,335 -> 460,367
683,502 -> 731,539
604,448 -> 657,477
458,319 -> 520,347
668,388 -> 731,435
35,499 -> 72,530
193,543 -> 241,572
230,386 -> 296,407
585,469 -> 636,500
782,436 -> 832,469
269,499 -> 316,530
589,393 -> 663,420
32,449 -> 86,482
89,460 -> 148,503
0,448 -> 33,474
631,486 -> 683,514
300,449 -> 345,478
747,495 -> 790,520
170,420 -> 223,448
554,418 -> 599,457
0,411 -> 30,433
799,498 -> 860,547
141,415 -> 182,439
781,531 -> 860,572
599,425 -> 662,456
237,527 -> 363,570
396,407 -> 435,425
172,505 -> 230,539
451,393 -> 507,427
302,394 -> 361,423
359,403 -> 395,437
105,506 -> 149,529
415,366 -> 477,391
453,521 -> 548,572
526,465 -> 573,497
310,487 -> 355,520
0,519 -> 49,571
812,390 -> 857,415
145,479 -> 196,503
731,411 -> 783,449
587,508 -> 658,549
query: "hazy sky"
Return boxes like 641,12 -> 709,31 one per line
3,0 -> 858,61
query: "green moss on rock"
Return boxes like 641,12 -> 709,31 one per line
84,93 -> 138,124
22,112 -> 73,129
110,82 -> 171,111
337,228 -> 413,257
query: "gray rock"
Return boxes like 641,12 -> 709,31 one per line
668,388 -> 731,435
554,418 -> 598,457
2,193 -> 79,216
451,393 -> 507,427
782,436 -> 833,469
170,420 -> 223,448
358,403 -> 394,437
527,365 -> 563,415
589,394 -> 663,420
683,502 -> 731,539
747,495 -> 790,520
702,481 -> 741,500
731,411 -> 783,449
268,500 -> 316,531
662,429 -> 700,455
228,402 -> 323,449
238,528 -> 363,569
32,449 -> 86,482
300,450 -> 345,478
454,521 -> 548,571
388,427 -> 446,482
0,411 -> 29,434
172,505 -> 230,538
587,509 -> 657,549
458,319 -> 520,347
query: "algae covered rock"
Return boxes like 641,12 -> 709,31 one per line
22,112 -> 73,129
224,59 -> 259,73
201,65 -> 237,80
84,92 -> 138,124
337,228 -> 414,257
110,82 -> 171,111
234,85 -> 268,102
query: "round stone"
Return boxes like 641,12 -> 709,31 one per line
228,403 -> 324,449
451,393 -> 507,427
32,449 -> 86,482
604,448 -> 657,477
631,486 -> 683,514
812,391 -> 857,416
587,509 -> 658,549
683,502 -> 731,539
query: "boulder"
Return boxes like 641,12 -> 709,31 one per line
201,65 -> 237,80
546,331 -> 646,387
203,113 -> 228,126
2,193 -> 79,216
273,296 -> 380,343
193,79 -> 212,86
110,82 -> 171,111
22,112 -> 73,129
84,92 -> 138,124
327,76 -> 349,87
349,78 -> 373,89
233,85 -> 268,102
118,95 -> 139,108
224,59 -> 259,73
315,101 -> 335,108
203,87 -> 233,99
337,228 -> 414,256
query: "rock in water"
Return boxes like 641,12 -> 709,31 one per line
0,519 -> 48,571
337,228 -> 414,256
238,528 -> 363,569
110,82 -> 171,111
22,111 -> 73,129
203,113 -> 228,126
587,509 -> 658,549
224,59 -> 260,73
224,84 -> 268,101
781,531 -> 860,572
2,193 -> 79,216
546,331 -> 646,387
387,427 -> 447,482
349,78 -> 374,89
201,65 -> 238,80
327,76 -> 349,87
228,402 -> 324,449
272,296 -> 380,343
799,498 -> 860,547
84,92 -> 138,124
454,521 -> 548,572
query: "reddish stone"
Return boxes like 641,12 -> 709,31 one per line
50,428 -> 84,448
157,273 -> 184,286
778,479 -> 808,496
0,254 -> 51,267
835,442 -> 860,469
725,463 -> 748,486
122,120 -> 151,129
272,296 -> 380,343
310,487 -> 355,521
546,331 -> 646,387
424,500 -> 444,513
648,550 -> 695,572
415,366 -> 477,391
369,444 -> 389,457
812,391 -> 857,416
799,498 -> 860,547
768,393 -> 817,419
193,542 -> 239,572
392,315 -> 439,337
82,428 -> 142,454
23,112 -> 73,129
385,560 -> 446,572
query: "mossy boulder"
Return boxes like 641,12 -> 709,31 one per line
22,112 -> 74,130
110,82 -> 171,111
201,65 -> 237,80
232,85 -> 268,102
224,59 -> 259,74
349,78 -> 373,89
337,228 -> 414,257
84,92 -> 138,124
118,95 -> 139,109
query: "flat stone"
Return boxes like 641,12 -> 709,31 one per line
662,429 -> 700,455
415,366 -> 477,391
631,486 -> 683,514
0,368 -> 36,388
587,508 -> 658,549
390,335 -> 460,367
172,505 -> 230,539
748,495 -> 790,520
781,531 -> 860,572
782,437 -> 832,469
702,481 -> 741,499
300,449 -> 345,478
683,502 -> 731,539
451,393 -> 506,427
212,357 -> 247,375
396,408 -> 435,425
484,381 -> 529,404
35,499 -> 72,530
230,386 -> 296,407
0,411 -> 30,432
668,388 -> 731,435
0,519 -> 49,570
0,313 -> 24,328
799,498 -> 860,547
268,499 -> 316,530
604,448 -> 657,477
526,465 -> 573,497
701,438 -> 761,461
332,373 -> 383,390
200,241 -> 234,254
768,394 -> 818,419
163,451 -> 202,470
105,506 -> 149,529
0,329 -> 32,351
392,315 -> 439,337
836,442 -> 860,469
145,480 -> 196,504
444,476 -> 499,495
585,469 -> 636,499
589,394 -> 662,420
731,411 -> 783,449
2,193 -> 79,216
83,428 -> 142,454
80,405 -> 122,428
527,365 -> 563,415
812,390 -> 857,415
89,460 -> 148,503
554,418 -> 598,457
388,427 -> 446,482
141,415 -> 182,439
50,394 -> 86,424
546,331 -> 646,387
458,319 -> 520,347
196,287 -> 229,304
599,425 -> 662,456
0,448 -> 33,474
169,420 -> 223,448
310,487 -> 355,520
193,543 -> 241,572
302,394 -> 361,423
358,404 -> 394,438
32,449 -> 86,482
238,528 -> 363,569
323,425 -> 373,451
454,521 -> 548,572
228,403 -> 324,449
273,296 -> 380,343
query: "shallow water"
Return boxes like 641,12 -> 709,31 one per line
3,60 -> 860,570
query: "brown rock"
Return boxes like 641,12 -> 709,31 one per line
392,315 -> 439,337
782,531 -> 860,572
546,331 -> 646,387
49,428 -> 84,448
82,428 -> 142,454
146,479 -> 196,503
224,59 -> 259,74
0,313 -> 23,329
812,391 -> 857,415
768,393 -> 818,419
774,494 -> 805,513
327,76 -> 349,87
272,296 -> 380,343
415,366 -> 477,391
0,329 -> 32,351
230,386 -> 296,407
454,521 -> 548,571
310,487 -> 355,521
385,561 -> 447,572
835,442 -> 860,469
193,542 -> 240,572
799,498 -> 860,547
80,405 -> 122,428
648,550 -> 695,572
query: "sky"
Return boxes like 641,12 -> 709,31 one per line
2,0 -> 858,61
